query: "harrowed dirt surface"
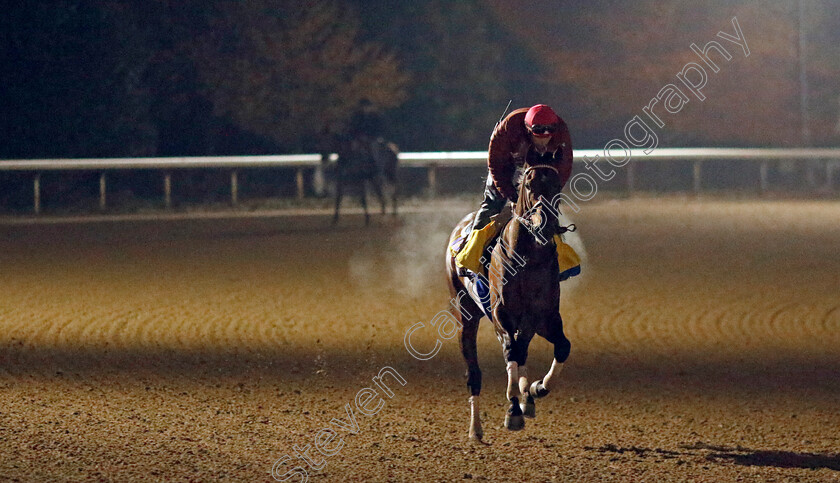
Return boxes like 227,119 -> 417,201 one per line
0,197 -> 839,482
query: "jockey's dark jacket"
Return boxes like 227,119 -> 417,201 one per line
488,107 -> 573,201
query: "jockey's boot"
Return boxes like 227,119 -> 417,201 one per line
454,220 -> 501,276
553,234 -> 582,281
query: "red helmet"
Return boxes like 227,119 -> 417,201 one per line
524,104 -> 560,137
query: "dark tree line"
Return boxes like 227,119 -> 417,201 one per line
2,1 -> 838,161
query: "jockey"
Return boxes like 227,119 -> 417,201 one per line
454,104 -> 576,275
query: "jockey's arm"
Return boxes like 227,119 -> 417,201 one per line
487,123 -> 518,201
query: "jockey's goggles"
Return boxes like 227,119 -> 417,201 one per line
528,124 -> 558,136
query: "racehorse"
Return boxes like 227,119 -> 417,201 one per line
332,136 -> 399,225
445,163 -> 572,440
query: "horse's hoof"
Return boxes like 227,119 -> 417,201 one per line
505,413 -> 525,431
529,380 -> 550,399
469,426 -> 484,441
521,395 -> 536,418
505,398 -> 525,430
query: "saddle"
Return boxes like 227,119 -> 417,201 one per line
451,205 -> 581,282
452,206 -> 581,319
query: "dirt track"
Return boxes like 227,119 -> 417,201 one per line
1,198 -> 839,482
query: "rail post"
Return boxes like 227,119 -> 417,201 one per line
33,173 -> 41,214
759,160 -> 769,195
295,168 -> 305,200
427,163 -> 438,197
164,172 -> 172,208
99,172 -> 107,210
692,160 -> 702,195
626,162 -> 635,195
313,161 -> 325,197
231,170 -> 239,205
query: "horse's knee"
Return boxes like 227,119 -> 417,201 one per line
553,337 -> 571,363
466,367 -> 482,396
503,342 -> 520,366
514,341 -> 529,366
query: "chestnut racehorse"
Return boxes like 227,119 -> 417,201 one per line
446,163 -> 572,440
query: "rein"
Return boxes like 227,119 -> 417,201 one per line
523,165 -> 559,177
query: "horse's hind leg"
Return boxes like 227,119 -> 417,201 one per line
452,289 -> 484,440
388,173 -> 399,216
371,177 -> 387,215
531,313 -> 571,398
359,181 -> 370,225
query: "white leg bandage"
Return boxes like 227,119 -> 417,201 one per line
518,365 -> 529,397
542,359 -> 564,392
468,395 -> 483,439
506,361 -> 519,401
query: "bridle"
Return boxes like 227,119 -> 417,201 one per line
522,164 -> 559,177
517,164 -> 560,212
514,164 -> 575,238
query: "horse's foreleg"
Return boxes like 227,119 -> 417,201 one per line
359,181 -> 369,225
518,364 -> 536,418
495,307 -> 525,430
468,394 -> 482,441
504,358 -> 525,430
531,313 -> 571,398
513,333 -> 536,418
500,329 -> 525,431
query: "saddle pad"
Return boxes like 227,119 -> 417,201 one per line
559,264 -> 581,281
449,233 -> 467,257
556,236 -> 582,282
463,273 -> 494,320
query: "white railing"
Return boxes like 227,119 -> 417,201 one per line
1,148 -> 838,213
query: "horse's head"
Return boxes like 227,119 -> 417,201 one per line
515,163 -> 563,245
521,165 -> 561,208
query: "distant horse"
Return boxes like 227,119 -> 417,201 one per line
446,163 -> 572,440
332,136 -> 399,225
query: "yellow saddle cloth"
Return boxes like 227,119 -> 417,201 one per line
452,220 -> 501,275
553,234 -> 581,281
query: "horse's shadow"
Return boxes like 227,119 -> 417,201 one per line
587,442 -> 840,471
692,442 -> 840,471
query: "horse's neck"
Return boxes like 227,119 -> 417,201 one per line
503,216 -> 555,268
